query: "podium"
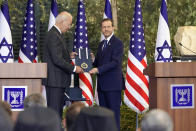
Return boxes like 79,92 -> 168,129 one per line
0,63 -> 47,120
144,62 -> 196,131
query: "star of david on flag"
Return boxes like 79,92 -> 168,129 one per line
156,40 -> 172,62
73,0 -> 93,106
0,0 -> 13,63
18,0 -> 37,63
124,0 -> 149,113
155,0 -> 172,62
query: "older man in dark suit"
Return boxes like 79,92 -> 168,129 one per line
89,18 -> 124,131
43,11 -> 83,118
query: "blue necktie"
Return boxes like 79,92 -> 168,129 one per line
102,40 -> 108,51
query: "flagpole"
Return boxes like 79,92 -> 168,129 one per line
136,113 -> 138,131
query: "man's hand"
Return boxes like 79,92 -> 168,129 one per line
70,52 -> 78,59
75,66 -> 84,73
89,68 -> 98,74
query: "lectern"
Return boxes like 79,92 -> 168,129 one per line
144,62 -> 196,131
0,63 -> 47,120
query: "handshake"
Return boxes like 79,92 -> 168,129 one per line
75,66 -> 98,74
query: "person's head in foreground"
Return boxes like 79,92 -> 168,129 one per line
70,106 -> 118,131
0,104 -> 13,131
138,109 -> 173,131
13,106 -> 62,131
23,93 -> 46,109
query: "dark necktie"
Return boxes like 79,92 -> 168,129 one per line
102,40 -> 108,51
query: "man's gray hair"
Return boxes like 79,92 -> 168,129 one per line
141,109 -> 173,131
23,93 -> 46,109
55,11 -> 71,24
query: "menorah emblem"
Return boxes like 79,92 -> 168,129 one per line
10,91 -> 20,104
172,84 -> 193,109
178,89 -> 188,102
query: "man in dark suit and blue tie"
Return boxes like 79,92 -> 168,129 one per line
89,18 -> 124,131
43,12 -> 83,118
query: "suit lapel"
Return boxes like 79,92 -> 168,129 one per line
101,35 -> 115,57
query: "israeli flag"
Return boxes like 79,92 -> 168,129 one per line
155,0 -> 172,62
48,0 -> 58,31
103,0 -> 112,19
0,0 -> 13,63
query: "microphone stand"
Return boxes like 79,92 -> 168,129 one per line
179,43 -> 196,55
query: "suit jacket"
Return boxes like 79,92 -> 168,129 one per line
42,26 -> 74,88
93,35 -> 124,91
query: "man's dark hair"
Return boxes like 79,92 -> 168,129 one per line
14,106 -> 61,131
23,93 -> 46,109
66,102 -> 85,130
69,106 -> 118,131
101,18 -> 114,27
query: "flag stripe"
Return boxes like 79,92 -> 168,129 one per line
160,0 -> 168,24
124,93 -> 148,113
1,1 -> 10,26
104,0 -> 112,19
126,72 -> 149,104
79,75 -> 94,99
51,0 -> 58,17
141,58 -> 147,68
126,61 -> 148,94
127,58 -> 148,88
79,73 -> 93,95
48,0 -> 58,31
125,89 -> 145,112
82,91 -> 92,106
125,80 -> 149,108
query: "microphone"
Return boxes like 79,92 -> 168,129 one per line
179,43 -> 196,55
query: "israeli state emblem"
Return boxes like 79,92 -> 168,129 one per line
171,84 -> 194,109
2,86 -> 27,111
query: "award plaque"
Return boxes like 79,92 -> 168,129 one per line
75,47 -> 92,72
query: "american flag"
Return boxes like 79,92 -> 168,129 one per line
155,0 -> 172,62
0,0 -> 13,63
124,0 -> 149,113
18,0 -> 37,63
73,0 -> 93,106
48,0 -> 58,31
